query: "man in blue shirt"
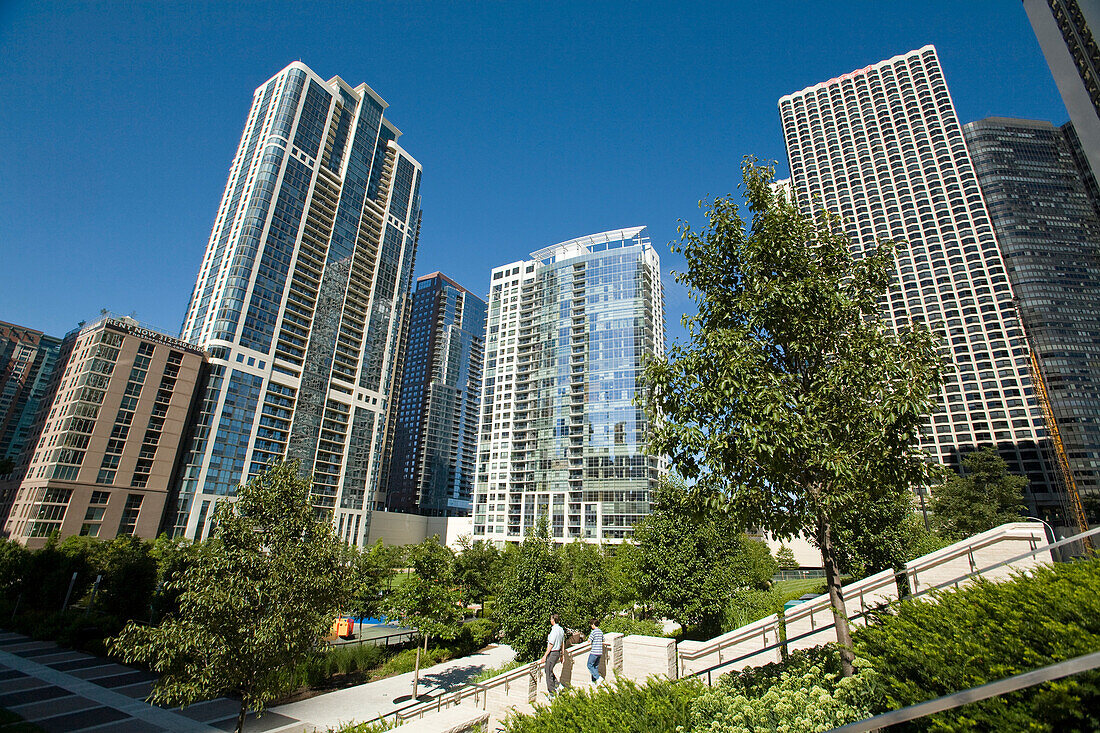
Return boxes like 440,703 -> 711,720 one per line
587,618 -> 604,685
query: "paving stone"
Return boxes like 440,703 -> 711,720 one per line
35,705 -> 128,732
67,663 -> 132,680
7,693 -> 93,720
0,684 -> 72,707
113,680 -> 155,699
175,697 -> 243,722
13,644 -> 63,658
48,657 -> 112,672
0,676 -> 50,693
0,668 -> 29,681
96,670 -> 157,689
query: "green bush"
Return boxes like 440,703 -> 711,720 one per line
855,557 -> 1100,731
323,644 -> 387,677
686,646 -> 880,732
324,718 -> 397,732
601,616 -> 665,637
454,617 -> 499,654
470,658 -> 526,684
502,677 -> 703,733
379,645 -> 453,677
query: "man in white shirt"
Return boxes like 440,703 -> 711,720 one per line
540,613 -> 565,696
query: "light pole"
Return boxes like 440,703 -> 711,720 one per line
1024,515 -> 1056,546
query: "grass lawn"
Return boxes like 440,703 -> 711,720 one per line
772,577 -> 828,603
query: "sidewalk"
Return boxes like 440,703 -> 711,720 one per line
271,643 -> 516,731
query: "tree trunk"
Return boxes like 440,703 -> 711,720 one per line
236,699 -> 247,733
817,515 -> 855,677
412,633 -> 427,700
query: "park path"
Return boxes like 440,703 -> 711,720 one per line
270,643 -> 516,731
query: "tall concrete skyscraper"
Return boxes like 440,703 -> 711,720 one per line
964,117 -> 1100,515
174,62 -> 422,544
472,227 -> 665,543
779,46 -> 1065,524
1023,0 -> 1100,184
386,272 -> 486,517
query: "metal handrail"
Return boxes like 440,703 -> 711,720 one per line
685,524 -> 1100,682
681,522 -> 1055,663
825,650 -> 1100,732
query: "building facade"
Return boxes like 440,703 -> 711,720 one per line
778,46 -> 1065,523
386,272 -> 486,516
173,62 -> 422,545
1023,0 -> 1100,186
964,117 -> 1100,508
472,227 -> 665,543
4,317 -> 205,548
0,321 -> 63,525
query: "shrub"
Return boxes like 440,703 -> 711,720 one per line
470,659 -> 526,684
502,677 -> 703,733
324,718 -> 397,732
601,616 -> 665,637
855,557 -> 1100,731
379,646 -> 453,677
686,646 -> 880,732
454,617 -> 499,654
323,644 -> 386,677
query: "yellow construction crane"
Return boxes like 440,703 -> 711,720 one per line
1027,349 -> 1092,547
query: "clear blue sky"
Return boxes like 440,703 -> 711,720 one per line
0,1 -> 1067,346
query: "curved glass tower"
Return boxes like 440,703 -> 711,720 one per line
473,227 -> 666,543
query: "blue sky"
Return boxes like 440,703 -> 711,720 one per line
0,1 -> 1067,346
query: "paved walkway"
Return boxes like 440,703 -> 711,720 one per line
272,643 -> 516,731
0,631 -> 306,732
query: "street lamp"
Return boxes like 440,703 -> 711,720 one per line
1024,515 -> 1056,545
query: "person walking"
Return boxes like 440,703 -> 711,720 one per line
540,613 -> 565,697
587,618 -> 605,685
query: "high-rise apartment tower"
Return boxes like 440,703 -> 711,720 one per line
779,46 -> 1064,523
5,316 -> 205,547
386,272 -> 486,517
0,321 -> 63,523
472,227 -> 665,543
1023,0 -> 1100,185
174,62 -> 422,544
964,117 -> 1100,509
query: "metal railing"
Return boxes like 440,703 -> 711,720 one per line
325,628 -> 418,650
685,524 -> 1100,684
826,650 -> 1100,732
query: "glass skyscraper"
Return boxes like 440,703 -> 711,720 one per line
779,46 -> 1065,524
964,117 -> 1100,512
173,62 -> 422,545
386,273 -> 486,517
472,227 -> 665,543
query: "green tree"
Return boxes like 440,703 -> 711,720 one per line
91,535 -> 158,622
558,540 -> 615,626
110,462 -> 350,733
454,536 -> 503,606
494,516 -> 569,661
630,477 -> 775,638
775,545 -> 799,572
382,537 -> 463,700
644,160 -> 943,674
931,446 -> 1027,540
345,540 -> 400,620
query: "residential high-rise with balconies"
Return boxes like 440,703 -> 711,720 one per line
964,116 -> 1100,512
472,227 -> 665,543
5,316 -> 205,547
386,272 -> 486,517
778,46 -> 1066,524
0,320 -> 63,524
173,61 -> 422,544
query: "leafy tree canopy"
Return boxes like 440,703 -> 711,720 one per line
931,446 -> 1027,540
644,159 -> 943,672
494,516 -> 569,661
630,476 -> 777,638
110,461 -> 350,733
